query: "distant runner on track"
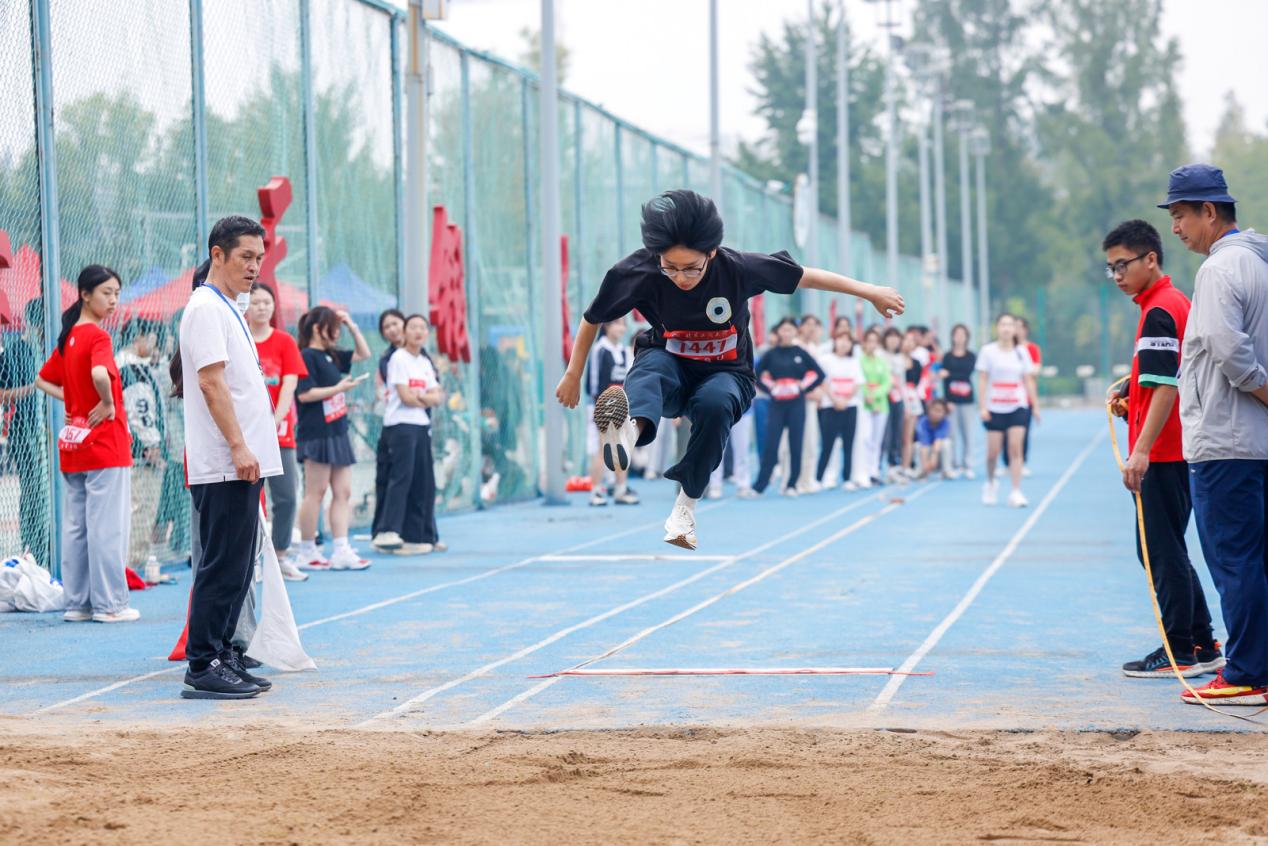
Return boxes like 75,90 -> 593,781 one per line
555,189 -> 904,549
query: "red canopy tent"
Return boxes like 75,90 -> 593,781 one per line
0,243 -> 75,329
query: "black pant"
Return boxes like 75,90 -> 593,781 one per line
1135,460 -> 1215,654
754,399 -> 805,493
882,397 -> 904,468
187,479 -> 263,672
371,433 -> 390,536
817,407 -> 857,483
378,424 -> 438,544
625,348 -> 753,499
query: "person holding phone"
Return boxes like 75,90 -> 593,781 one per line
294,305 -> 371,571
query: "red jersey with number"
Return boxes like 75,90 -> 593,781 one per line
38,324 -> 132,473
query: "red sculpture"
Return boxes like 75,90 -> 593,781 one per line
561,235 -> 573,364
428,205 -> 471,363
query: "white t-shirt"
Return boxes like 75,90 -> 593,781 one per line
384,347 -> 438,427
817,351 -> 864,409
975,342 -> 1034,414
180,284 -> 284,484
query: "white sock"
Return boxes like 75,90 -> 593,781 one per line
333,536 -> 351,553
298,539 -> 317,557
615,479 -> 628,496
675,489 -> 698,512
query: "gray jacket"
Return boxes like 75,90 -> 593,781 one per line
1180,229 -> 1268,462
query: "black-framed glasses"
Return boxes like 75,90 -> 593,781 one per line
659,256 -> 710,280
1105,252 -> 1149,279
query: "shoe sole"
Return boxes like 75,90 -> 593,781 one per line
1182,692 -> 1268,705
372,540 -> 404,550
595,386 -> 631,472
1193,656 -> 1227,675
664,533 -> 697,551
1123,665 -> 1205,679
180,686 -> 261,700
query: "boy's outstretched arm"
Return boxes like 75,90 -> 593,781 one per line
555,318 -> 600,409
798,267 -> 905,319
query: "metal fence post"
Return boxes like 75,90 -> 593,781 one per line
614,124 -> 625,255
390,13 -> 406,306
459,50 -> 484,508
31,0 -> 62,576
189,0 -> 208,256
299,0 -> 320,300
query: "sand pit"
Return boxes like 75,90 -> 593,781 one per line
3,722 -> 1267,845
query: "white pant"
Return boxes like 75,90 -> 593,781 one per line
863,408 -> 889,480
948,402 -> 975,470
61,466 -> 132,615
710,412 -> 753,490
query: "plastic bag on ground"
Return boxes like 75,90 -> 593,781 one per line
247,506 -> 316,672
1,554 -> 67,613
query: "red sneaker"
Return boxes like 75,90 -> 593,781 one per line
1180,670 -> 1268,706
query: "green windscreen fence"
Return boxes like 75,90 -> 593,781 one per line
2,7 -> 983,577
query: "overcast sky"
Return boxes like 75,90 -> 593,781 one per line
433,0 -> 1268,160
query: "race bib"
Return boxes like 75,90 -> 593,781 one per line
322,393 -> 348,423
58,417 -> 93,452
989,381 -> 1024,407
407,378 -> 431,390
830,377 -> 856,400
949,380 -> 972,397
663,327 -> 738,362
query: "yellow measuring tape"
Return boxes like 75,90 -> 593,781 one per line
1105,376 -> 1265,725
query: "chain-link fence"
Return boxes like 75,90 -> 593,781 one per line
1,4 -> 976,577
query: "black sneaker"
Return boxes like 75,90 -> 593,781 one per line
1193,643 -> 1227,676
232,646 -> 262,670
1122,645 -> 1203,679
181,658 -> 261,700
223,651 -> 272,691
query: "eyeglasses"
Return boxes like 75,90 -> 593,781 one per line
1105,252 -> 1149,279
659,257 -> 710,280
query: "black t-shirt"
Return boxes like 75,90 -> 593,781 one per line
941,350 -> 976,404
297,346 -> 353,441
583,247 -> 804,381
755,344 -> 825,402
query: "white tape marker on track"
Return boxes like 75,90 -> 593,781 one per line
868,430 -> 1106,712
466,485 -> 938,727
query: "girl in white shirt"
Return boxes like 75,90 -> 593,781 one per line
975,313 -> 1040,507
815,329 -> 864,489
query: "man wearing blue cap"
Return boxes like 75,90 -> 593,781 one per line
1161,163 -> 1268,706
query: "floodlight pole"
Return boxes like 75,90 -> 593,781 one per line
540,0 -> 565,504
709,0 -> 722,211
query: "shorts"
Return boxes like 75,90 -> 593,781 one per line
296,434 -> 356,466
984,408 -> 1030,432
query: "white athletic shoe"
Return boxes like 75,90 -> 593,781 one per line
706,484 -> 723,500
663,504 -> 698,550
842,480 -> 860,491
589,490 -> 609,507
329,547 -> 371,571
279,554 -> 309,582
799,479 -> 822,495
963,468 -> 977,480
93,608 -> 140,623
594,386 -> 638,472
372,531 -> 404,551
982,479 -> 999,506
736,487 -> 759,499
63,609 -> 93,622
1008,488 -> 1029,508
782,487 -> 800,498
393,542 -> 434,556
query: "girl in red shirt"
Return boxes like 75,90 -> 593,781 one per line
247,282 -> 308,581
34,265 -> 138,623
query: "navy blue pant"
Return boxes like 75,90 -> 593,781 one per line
1190,459 -> 1268,685
626,348 -> 753,499
754,399 -> 805,493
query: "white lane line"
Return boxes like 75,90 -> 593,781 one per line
29,501 -> 726,716
360,491 -> 894,727
466,485 -> 937,727
868,431 -> 1106,712
537,554 -> 733,562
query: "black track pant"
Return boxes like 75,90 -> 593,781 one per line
187,479 -> 263,673
1135,460 -> 1215,654
816,407 -> 857,483
754,399 -> 805,493
378,423 -> 438,544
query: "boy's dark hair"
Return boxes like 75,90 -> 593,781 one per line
1102,219 -> 1165,269
1176,200 -> 1237,225
640,189 -> 724,254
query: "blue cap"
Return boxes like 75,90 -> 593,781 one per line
1157,163 -> 1237,209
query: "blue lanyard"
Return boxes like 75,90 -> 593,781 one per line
203,283 -> 262,372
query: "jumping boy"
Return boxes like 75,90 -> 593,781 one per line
555,190 -> 904,549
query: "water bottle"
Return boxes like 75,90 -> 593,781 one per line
144,554 -> 161,585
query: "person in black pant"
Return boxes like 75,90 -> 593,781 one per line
753,318 -> 825,495
1103,219 -> 1221,678
815,328 -> 862,487
371,308 -> 405,538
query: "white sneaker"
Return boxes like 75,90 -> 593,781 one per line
842,480 -> 859,492
393,542 -> 434,556
1008,488 -> 1029,508
782,487 -> 800,498
799,479 -> 822,494
963,469 -> 976,480
594,386 -> 638,472
329,547 -> 371,571
299,549 -> 331,571
93,608 -> 140,623
663,504 -> 697,550
706,484 -> 723,500
856,478 -> 873,489
433,541 -> 448,553
589,491 -> 609,507
736,487 -> 759,499
278,554 -> 309,582
612,489 -> 640,505
63,609 -> 93,622
982,479 -> 999,506
372,531 -> 404,550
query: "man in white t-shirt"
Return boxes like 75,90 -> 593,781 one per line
373,314 -> 444,555
179,216 -> 283,701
